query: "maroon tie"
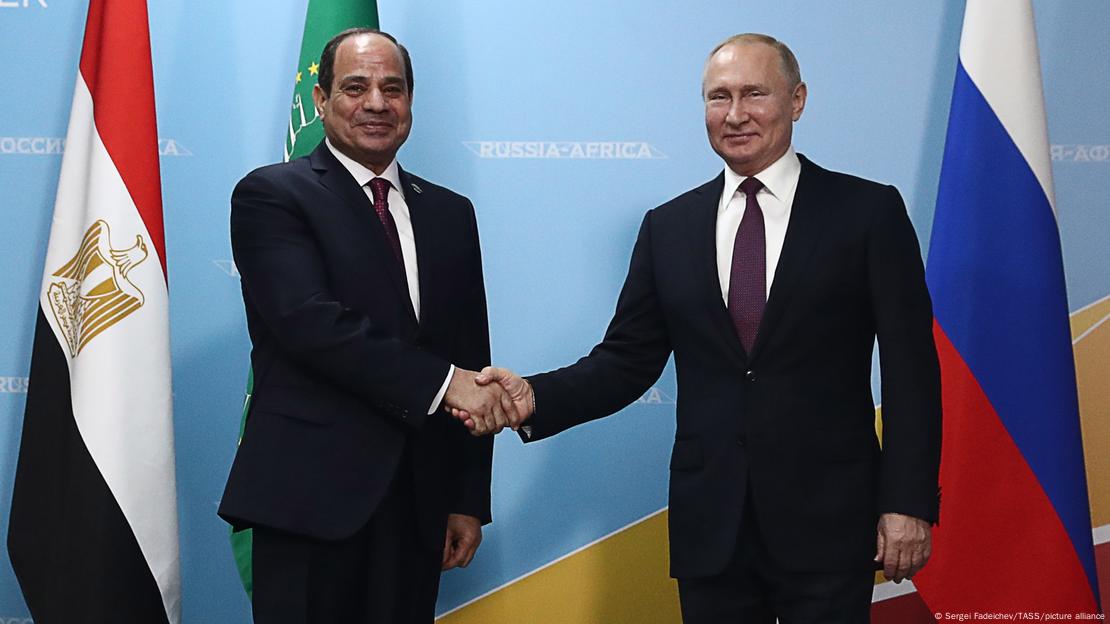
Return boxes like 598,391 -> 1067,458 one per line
728,177 -> 766,354
368,177 -> 405,270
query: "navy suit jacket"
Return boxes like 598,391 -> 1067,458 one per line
219,141 -> 493,547
523,155 -> 941,578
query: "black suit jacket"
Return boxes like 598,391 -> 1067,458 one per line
524,154 -> 941,578
219,142 -> 493,547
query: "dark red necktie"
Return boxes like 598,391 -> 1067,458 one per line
728,176 -> 766,354
368,177 -> 405,270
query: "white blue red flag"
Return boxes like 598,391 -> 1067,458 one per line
914,0 -> 1100,613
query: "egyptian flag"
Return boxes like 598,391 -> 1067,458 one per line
914,0 -> 1100,613
7,1 -> 180,622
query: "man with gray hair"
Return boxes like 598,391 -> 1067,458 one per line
458,33 -> 941,622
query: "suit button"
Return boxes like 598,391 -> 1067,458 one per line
745,370 -> 756,382
737,434 -> 747,447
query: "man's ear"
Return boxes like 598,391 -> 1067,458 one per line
791,81 -> 807,122
312,83 -> 327,118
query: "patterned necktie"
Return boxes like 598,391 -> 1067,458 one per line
368,177 -> 405,270
728,176 -> 766,354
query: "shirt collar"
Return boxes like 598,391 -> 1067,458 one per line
325,138 -> 405,200
722,146 -> 800,204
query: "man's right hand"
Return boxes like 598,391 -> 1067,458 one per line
443,368 -> 516,435
448,367 -> 534,436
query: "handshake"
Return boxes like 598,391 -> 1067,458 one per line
442,367 -> 534,435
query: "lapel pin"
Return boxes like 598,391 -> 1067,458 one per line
411,182 -> 423,194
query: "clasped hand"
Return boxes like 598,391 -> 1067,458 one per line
443,367 -> 534,436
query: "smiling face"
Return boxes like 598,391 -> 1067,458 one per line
703,41 -> 806,176
312,33 -> 412,174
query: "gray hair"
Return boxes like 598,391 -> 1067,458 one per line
704,33 -> 802,92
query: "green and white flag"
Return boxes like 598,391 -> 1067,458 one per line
232,0 -> 379,597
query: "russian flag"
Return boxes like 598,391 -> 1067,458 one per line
914,0 -> 1100,613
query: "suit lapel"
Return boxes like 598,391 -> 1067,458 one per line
309,144 -> 415,323
689,173 -> 749,361
748,154 -> 827,361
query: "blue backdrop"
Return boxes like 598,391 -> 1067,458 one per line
1,1 -> 1108,621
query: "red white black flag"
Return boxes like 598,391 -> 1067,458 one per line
7,0 -> 181,621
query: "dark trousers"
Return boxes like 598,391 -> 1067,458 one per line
251,462 -> 442,624
678,496 -> 874,624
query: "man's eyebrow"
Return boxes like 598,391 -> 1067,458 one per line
704,82 -> 767,94
337,74 -> 405,86
338,74 -> 369,84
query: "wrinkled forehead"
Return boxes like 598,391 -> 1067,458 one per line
702,42 -> 789,91
706,42 -> 781,75
335,33 -> 405,75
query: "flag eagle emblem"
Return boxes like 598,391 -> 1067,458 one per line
46,219 -> 148,357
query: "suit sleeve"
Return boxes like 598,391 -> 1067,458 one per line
444,200 -> 494,523
868,186 -> 943,523
523,210 -> 673,441
231,171 -> 450,426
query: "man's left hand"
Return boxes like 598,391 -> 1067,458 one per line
442,513 -> 482,570
875,512 -> 931,583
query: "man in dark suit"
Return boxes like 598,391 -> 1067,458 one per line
457,33 -> 941,622
219,29 -> 516,623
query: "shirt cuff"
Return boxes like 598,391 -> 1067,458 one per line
428,364 -> 455,415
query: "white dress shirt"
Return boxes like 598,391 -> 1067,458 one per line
325,139 -> 454,414
716,147 -> 802,304
525,148 -> 804,438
